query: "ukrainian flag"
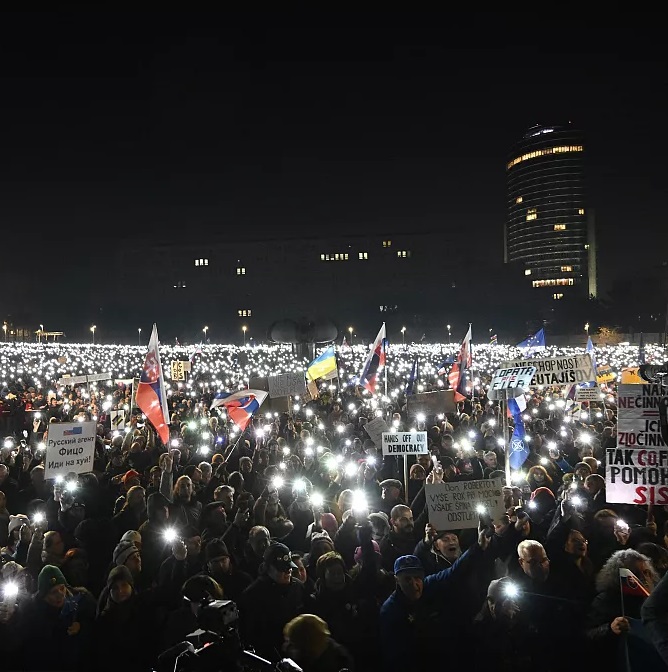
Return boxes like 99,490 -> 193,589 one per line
307,345 -> 337,381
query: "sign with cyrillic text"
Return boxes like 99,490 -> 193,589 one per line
499,354 -> 595,387
608,384 -> 668,504
44,421 -> 96,479
425,478 -> 505,530
381,431 -> 428,456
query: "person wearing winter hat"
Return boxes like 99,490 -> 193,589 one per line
283,614 -> 354,672
106,565 -> 134,604
120,529 -> 142,550
203,537 -> 252,601
112,541 -> 142,578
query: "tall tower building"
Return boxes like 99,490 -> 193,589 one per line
505,124 -> 596,299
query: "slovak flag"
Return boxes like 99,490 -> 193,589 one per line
449,325 -> 472,402
359,323 -> 386,393
210,389 -> 268,431
135,324 -> 170,445
190,343 -> 203,364
619,567 -> 650,598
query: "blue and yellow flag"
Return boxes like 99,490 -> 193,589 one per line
307,345 -> 337,381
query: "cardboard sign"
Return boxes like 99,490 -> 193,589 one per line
406,390 -> 456,418
381,431 -> 428,456
44,421 -> 96,479
621,367 -> 645,384
268,372 -> 306,398
490,366 -> 536,391
609,384 -> 667,504
363,417 -> 390,448
596,365 -> 615,384
499,354 -> 595,387
425,478 -> 505,530
170,361 -> 186,381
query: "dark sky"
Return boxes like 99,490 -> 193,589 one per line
1,11 -> 665,295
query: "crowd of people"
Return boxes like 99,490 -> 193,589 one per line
0,339 -> 667,671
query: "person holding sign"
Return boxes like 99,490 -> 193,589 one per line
379,524 -> 491,672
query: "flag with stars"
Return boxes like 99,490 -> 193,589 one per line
135,324 -> 170,444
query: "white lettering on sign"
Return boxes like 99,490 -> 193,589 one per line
381,431 -> 428,456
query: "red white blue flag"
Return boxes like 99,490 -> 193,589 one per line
135,324 -> 170,444
359,323 -> 386,393
619,567 -> 650,598
210,389 -> 268,431
449,325 -> 472,402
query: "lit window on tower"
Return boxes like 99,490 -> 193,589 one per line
236,267 -> 246,275
560,266 -> 573,272
532,279 -> 574,288
526,208 -> 537,221
507,145 -> 584,170
516,196 -> 523,204
383,240 -> 392,248
358,252 -> 368,260
554,224 -> 566,231
524,269 -> 532,276
553,293 -> 564,300
578,209 -> 585,215
396,250 -> 411,258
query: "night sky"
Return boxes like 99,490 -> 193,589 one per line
1,12 -> 665,300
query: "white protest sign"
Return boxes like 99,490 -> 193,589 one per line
575,385 -> 600,401
44,421 -> 96,479
608,384 -> 668,504
499,354 -> 594,387
381,431 -> 428,456
110,409 -> 126,430
490,366 -> 536,391
363,417 -> 390,448
425,478 -> 505,530
268,372 -> 306,398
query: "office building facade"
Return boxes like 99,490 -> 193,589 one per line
505,124 -> 597,300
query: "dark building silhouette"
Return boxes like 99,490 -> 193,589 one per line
505,124 -> 597,300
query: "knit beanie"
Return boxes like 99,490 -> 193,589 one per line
205,539 -> 230,563
38,565 -> 67,597
8,514 -> 29,536
113,541 -> 139,567
107,565 -> 134,589
120,530 -> 142,546
354,540 -> 381,564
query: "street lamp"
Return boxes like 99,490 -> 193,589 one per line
2,323 -> 6,342
39,324 -> 44,343
348,326 -> 353,345
585,322 -> 590,335
138,327 -> 142,346
447,324 -> 452,343
203,326 -> 208,341
242,325 -> 247,346
401,326 -> 406,347
90,325 -> 96,345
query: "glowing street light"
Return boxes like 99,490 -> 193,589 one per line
90,325 -> 96,345
2,323 -> 6,342
138,327 -> 142,346
401,326 -> 406,347
447,324 -> 452,343
348,326 -> 353,345
39,324 -> 44,344
203,326 -> 208,341
242,325 -> 247,346
584,322 -> 590,335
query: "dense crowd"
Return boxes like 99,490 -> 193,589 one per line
0,339 -> 667,671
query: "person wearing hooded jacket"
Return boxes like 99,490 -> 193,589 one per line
138,492 -> 172,582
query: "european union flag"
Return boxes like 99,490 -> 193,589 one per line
517,328 -> 546,356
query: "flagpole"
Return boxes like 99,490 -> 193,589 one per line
384,323 -> 388,398
619,572 -> 632,672
502,390 -> 511,486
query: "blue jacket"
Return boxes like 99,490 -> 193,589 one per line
379,544 -> 481,672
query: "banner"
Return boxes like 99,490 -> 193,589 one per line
621,367 -> 645,384
44,421 -> 96,479
499,354 -> 594,387
57,372 -> 112,386
575,386 -> 600,401
425,478 -> 505,530
608,384 -> 667,504
381,431 -> 428,456
406,390 -> 456,418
